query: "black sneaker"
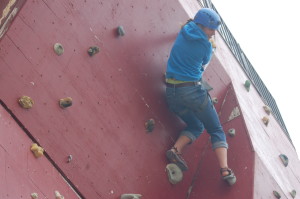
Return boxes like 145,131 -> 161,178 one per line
166,150 -> 188,171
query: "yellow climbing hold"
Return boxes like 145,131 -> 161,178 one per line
30,143 -> 44,158
262,116 -> 269,126
19,96 -> 34,109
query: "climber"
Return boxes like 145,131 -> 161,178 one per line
165,8 -> 236,185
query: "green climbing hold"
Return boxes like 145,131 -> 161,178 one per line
244,80 -> 251,91
279,154 -> 289,167
117,26 -> 125,36
290,190 -> 296,198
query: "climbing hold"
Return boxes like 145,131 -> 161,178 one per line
117,26 -> 125,36
67,155 -> 72,163
19,96 -> 34,109
55,191 -> 64,199
54,43 -> 64,56
212,97 -> 218,104
120,194 -> 142,199
228,128 -> 236,137
273,191 -> 281,199
31,193 -> 38,199
87,46 -> 100,56
145,118 -> 155,133
290,190 -> 296,198
30,143 -> 44,158
263,105 -> 271,115
262,116 -> 269,126
209,38 -> 217,49
166,163 -> 183,184
244,80 -> 251,91
59,97 -> 73,108
228,107 -> 240,121
279,154 -> 289,167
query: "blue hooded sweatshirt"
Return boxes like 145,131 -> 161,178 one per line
166,21 -> 212,81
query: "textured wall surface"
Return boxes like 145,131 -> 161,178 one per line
0,0 -> 299,199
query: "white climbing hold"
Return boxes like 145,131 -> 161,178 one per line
31,193 -> 38,199
54,43 -> 64,56
120,194 -> 142,199
166,163 -> 183,184
54,191 -> 64,199
228,128 -> 236,137
228,107 -> 240,121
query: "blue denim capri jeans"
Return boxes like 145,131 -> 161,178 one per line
165,84 -> 228,150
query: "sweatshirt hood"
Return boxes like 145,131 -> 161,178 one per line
181,21 -> 208,41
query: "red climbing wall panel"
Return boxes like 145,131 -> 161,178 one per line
0,104 -> 79,199
188,84 -> 255,199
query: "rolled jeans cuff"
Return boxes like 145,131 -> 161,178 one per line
212,141 -> 228,150
180,130 -> 197,144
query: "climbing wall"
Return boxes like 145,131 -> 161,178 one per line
1,0 -> 300,199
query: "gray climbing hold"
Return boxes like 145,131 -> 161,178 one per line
67,155 -> 72,163
166,163 -> 183,184
88,46 -> 100,56
262,116 -> 269,126
212,97 -> 218,104
120,194 -> 142,199
59,97 -> 73,108
145,119 -> 155,133
117,26 -> 125,36
244,80 -> 251,91
273,191 -> 281,199
263,105 -> 271,115
279,154 -> 289,167
228,128 -> 236,137
54,43 -> 64,56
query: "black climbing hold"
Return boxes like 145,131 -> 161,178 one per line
88,46 -> 100,56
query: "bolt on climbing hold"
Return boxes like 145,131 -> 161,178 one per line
87,46 -> 100,56
31,193 -> 38,199
30,143 -> 44,158
67,155 -> 72,163
166,163 -> 183,184
273,191 -> 281,199
262,116 -> 269,126
120,194 -> 142,199
55,191 -> 64,199
212,97 -> 218,104
117,26 -> 125,36
279,154 -> 289,167
290,190 -> 296,198
263,105 -> 271,115
244,80 -> 251,91
59,97 -> 73,108
228,128 -> 236,137
145,118 -> 155,133
19,96 -> 34,109
54,43 -> 64,56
